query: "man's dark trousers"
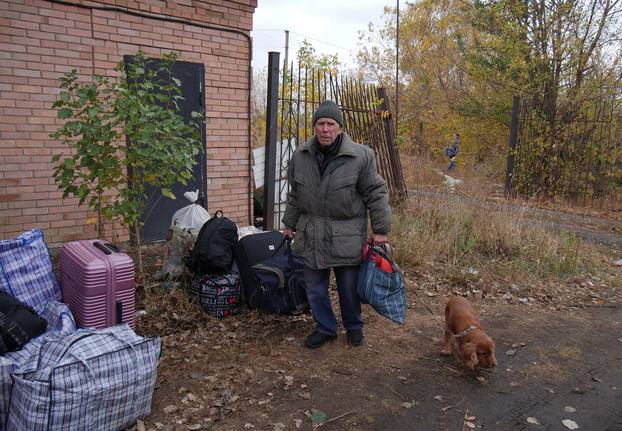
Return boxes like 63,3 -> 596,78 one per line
304,265 -> 363,335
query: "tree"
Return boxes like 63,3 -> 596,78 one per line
356,1 -> 510,159
466,0 -> 622,197
51,51 -> 202,273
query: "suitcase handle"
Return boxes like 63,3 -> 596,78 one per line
93,241 -> 121,255
93,241 -> 112,255
105,242 -> 121,253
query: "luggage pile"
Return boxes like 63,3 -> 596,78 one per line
186,211 -> 309,317
0,210 -> 310,429
0,229 -> 161,431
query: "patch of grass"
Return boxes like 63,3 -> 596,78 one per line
392,197 -> 603,282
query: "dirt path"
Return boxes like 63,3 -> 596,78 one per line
140,295 -> 622,431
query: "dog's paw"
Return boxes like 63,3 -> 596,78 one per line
440,349 -> 452,356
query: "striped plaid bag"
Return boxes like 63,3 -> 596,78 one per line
6,325 -> 161,431
0,230 -> 61,313
357,242 -> 407,325
0,301 -> 76,429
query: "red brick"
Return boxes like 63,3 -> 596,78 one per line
0,194 -> 19,202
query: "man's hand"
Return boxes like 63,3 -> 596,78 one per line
370,233 -> 388,245
283,227 -> 295,239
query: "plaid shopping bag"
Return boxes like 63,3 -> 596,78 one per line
0,230 -> 60,313
6,325 -> 161,431
357,243 -> 407,325
0,301 -> 76,429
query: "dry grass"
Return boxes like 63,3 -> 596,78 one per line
391,196 -> 604,282
393,153 -> 622,290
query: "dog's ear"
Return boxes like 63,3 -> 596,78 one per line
470,350 -> 478,367
462,342 -> 478,371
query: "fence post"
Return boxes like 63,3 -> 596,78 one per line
264,52 -> 280,230
504,96 -> 520,198
377,87 -> 406,197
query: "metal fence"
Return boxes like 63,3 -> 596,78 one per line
507,88 -> 622,204
262,52 -> 406,229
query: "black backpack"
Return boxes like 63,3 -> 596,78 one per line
0,292 -> 48,356
187,210 -> 238,275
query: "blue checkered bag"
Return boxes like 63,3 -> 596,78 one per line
6,325 -> 161,431
0,301 -> 76,429
357,244 -> 407,325
0,230 -> 60,313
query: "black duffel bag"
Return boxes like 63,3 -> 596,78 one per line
248,239 -> 309,315
0,292 -> 47,356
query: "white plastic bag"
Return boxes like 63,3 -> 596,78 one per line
161,190 -> 209,278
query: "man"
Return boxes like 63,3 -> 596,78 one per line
445,132 -> 460,171
282,100 -> 392,349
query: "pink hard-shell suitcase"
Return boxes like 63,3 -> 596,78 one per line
59,240 -> 136,329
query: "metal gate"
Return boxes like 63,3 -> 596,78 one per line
263,52 -> 406,230
505,89 -> 622,204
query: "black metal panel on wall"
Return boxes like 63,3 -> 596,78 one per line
124,56 -> 207,243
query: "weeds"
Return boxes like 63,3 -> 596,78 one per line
391,197 -> 599,281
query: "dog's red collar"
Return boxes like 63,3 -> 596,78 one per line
452,325 -> 479,338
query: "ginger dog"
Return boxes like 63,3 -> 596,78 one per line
441,295 -> 497,372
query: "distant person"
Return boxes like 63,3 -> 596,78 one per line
282,100 -> 392,349
445,133 -> 460,171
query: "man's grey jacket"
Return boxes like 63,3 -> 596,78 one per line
282,132 -> 392,270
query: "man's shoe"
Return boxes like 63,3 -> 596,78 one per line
304,330 -> 337,349
346,329 -> 364,347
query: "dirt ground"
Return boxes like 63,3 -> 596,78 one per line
132,174 -> 622,431
135,271 -> 622,431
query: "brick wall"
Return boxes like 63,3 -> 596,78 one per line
0,0 -> 256,247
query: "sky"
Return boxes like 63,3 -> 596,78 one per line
251,0 -> 392,71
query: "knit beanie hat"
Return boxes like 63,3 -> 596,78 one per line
312,100 -> 343,126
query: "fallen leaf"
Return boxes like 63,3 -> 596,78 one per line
465,421 -> 476,429
506,349 -> 517,356
441,405 -> 452,412
401,402 -> 413,408
294,419 -> 303,429
310,409 -> 327,423
434,395 -> 444,401
466,415 -> 476,421
564,406 -> 576,413
592,376 -> 602,383
562,419 -> 579,429
527,417 -> 540,425
136,420 -> 146,431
